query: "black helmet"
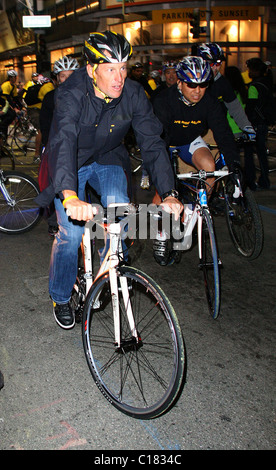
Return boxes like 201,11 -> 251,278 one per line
197,43 -> 225,64
246,57 -> 267,75
84,31 -> 132,65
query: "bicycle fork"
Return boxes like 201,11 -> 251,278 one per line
0,178 -> 16,207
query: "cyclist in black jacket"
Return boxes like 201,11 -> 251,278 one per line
153,57 -> 240,180
36,31 -> 182,330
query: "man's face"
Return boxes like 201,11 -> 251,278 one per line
165,68 -> 177,87
9,76 -> 16,85
87,62 -> 128,100
177,79 -> 207,104
58,70 -> 74,84
132,67 -> 143,79
211,62 -> 222,77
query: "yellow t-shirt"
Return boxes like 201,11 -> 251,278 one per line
1,80 -> 18,98
25,81 -> 55,109
241,70 -> 252,85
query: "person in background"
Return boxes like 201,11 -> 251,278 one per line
1,69 -> 22,112
224,65 -> 256,190
197,43 -> 256,142
148,70 -> 161,92
128,61 -> 153,97
129,62 -> 154,189
245,58 -> 275,189
0,94 -> 15,140
24,74 -> 55,163
39,56 -> 80,236
21,72 -> 39,98
150,61 -> 178,104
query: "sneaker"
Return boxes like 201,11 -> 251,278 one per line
48,224 -> 59,237
53,301 -> 75,329
140,175 -> 150,189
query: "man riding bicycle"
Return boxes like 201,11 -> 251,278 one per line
152,56 -> 241,265
36,31 -> 182,330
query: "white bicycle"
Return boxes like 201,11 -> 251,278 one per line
69,203 -> 186,419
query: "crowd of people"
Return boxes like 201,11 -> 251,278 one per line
0,32 -> 274,330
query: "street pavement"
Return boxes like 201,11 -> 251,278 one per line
0,154 -> 275,452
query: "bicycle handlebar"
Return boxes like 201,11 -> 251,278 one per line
177,169 -> 229,180
66,203 -> 140,223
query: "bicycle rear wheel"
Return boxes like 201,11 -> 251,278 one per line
224,184 -> 263,259
199,208 -> 220,319
82,265 -> 185,419
10,122 -> 37,164
0,171 -> 41,233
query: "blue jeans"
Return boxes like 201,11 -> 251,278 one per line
49,163 -> 129,303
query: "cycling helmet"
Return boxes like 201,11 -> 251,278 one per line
176,57 -> 212,84
162,60 -> 177,71
197,43 -> 225,64
7,69 -> 17,77
37,74 -> 51,85
132,62 -> 143,69
31,72 -> 39,77
150,70 -> 160,78
53,56 -> 80,74
84,31 -> 132,64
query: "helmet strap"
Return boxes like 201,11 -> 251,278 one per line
177,87 -> 196,107
91,64 -> 112,103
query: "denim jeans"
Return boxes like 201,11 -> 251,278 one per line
49,162 -> 129,303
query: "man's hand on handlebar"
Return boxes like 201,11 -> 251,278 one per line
161,196 -> 183,221
62,192 -> 94,221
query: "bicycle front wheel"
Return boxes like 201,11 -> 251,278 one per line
224,185 -> 264,259
199,208 -> 220,319
82,266 -> 185,419
0,171 -> 41,233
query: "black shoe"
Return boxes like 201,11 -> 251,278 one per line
53,302 -> 75,329
48,225 -> 59,237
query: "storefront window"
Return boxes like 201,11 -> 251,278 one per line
50,47 -> 75,68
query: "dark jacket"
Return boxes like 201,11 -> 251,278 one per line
39,88 -> 56,146
153,83 -> 240,167
246,75 -> 275,126
36,66 -> 174,206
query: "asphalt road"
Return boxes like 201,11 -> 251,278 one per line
0,153 -> 275,452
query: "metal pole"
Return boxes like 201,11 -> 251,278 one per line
206,0 -> 211,42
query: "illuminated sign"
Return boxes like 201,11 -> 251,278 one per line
152,6 -> 259,23
22,15 -> 51,28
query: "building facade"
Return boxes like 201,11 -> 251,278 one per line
0,0 -> 275,85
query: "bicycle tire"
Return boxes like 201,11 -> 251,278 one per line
82,265 -> 185,419
10,122 -> 36,164
0,171 -> 41,234
0,145 -> 15,170
224,185 -> 264,260
199,208 -> 220,319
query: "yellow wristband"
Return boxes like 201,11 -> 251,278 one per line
62,195 -> 79,207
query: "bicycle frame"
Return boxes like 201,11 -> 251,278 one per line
175,169 -> 229,254
80,203 -> 138,348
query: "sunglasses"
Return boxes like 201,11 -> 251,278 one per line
185,82 -> 209,89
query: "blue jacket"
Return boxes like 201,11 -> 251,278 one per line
36,66 -> 174,206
